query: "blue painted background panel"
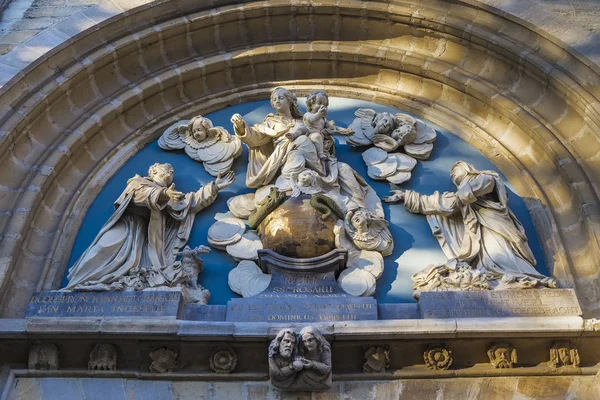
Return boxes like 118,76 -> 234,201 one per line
63,98 -> 548,304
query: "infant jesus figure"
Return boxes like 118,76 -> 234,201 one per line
285,90 -> 353,163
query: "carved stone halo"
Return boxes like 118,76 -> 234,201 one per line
424,344 -> 453,371
209,347 -> 238,373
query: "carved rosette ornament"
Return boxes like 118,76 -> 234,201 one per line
424,344 -> 453,371
488,344 -> 517,369
548,341 -> 580,368
363,346 -> 391,373
209,347 -> 238,373
88,344 -> 117,371
28,343 -> 59,370
149,348 -> 177,373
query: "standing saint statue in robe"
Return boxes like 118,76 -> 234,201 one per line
64,163 -> 235,291
384,161 -> 557,290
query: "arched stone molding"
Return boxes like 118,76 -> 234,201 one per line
0,0 -> 598,317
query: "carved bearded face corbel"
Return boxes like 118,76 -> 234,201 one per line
280,332 -> 296,358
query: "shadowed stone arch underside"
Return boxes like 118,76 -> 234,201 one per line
0,0 -> 598,317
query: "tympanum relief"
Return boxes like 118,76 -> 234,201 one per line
59,85 -> 557,310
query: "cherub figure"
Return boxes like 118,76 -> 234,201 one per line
344,208 -> 393,256
158,114 -> 242,176
302,90 -> 331,161
290,169 -> 324,197
347,108 -> 436,158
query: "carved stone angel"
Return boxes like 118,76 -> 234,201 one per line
347,108 -> 436,159
344,208 -> 393,256
158,115 -> 242,176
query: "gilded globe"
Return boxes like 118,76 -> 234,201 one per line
258,195 -> 337,259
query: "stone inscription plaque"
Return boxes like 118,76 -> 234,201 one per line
419,289 -> 581,319
226,250 -> 377,322
25,290 -> 182,318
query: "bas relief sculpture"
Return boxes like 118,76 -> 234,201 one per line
548,341 -> 580,368
363,346 -> 391,373
88,344 -> 117,371
223,87 -> 392,297
268,327 -> 332,391
61,84 -> 559,314
384,161 -> 557,295
28,343 -> 59,370
64,163 -> 234,293
487,343 -> 517,369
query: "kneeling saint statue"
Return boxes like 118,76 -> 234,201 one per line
64,163 -> 234,291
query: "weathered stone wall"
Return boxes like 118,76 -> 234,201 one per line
7,376 -> 600,400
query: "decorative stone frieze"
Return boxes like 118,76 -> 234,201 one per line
88,344 -> 117,371
149,348 -> 177,373
424,344 -> 453,371
488,344 -> 517,369
209,347 -> 237,374
28,343 -> 59,370
363,346 -> 391,373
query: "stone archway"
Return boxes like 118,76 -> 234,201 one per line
0,0 -> 598,318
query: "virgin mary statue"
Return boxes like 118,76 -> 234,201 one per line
64,163 -> 234,291
384,161 -> 556,288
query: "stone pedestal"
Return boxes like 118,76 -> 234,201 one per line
226,249 -> 377,322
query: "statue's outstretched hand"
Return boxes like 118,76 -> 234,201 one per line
166,184 -> 185,201
215,171 -> 235,190
383,190 -> 405,203
230,114 -> 245,134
